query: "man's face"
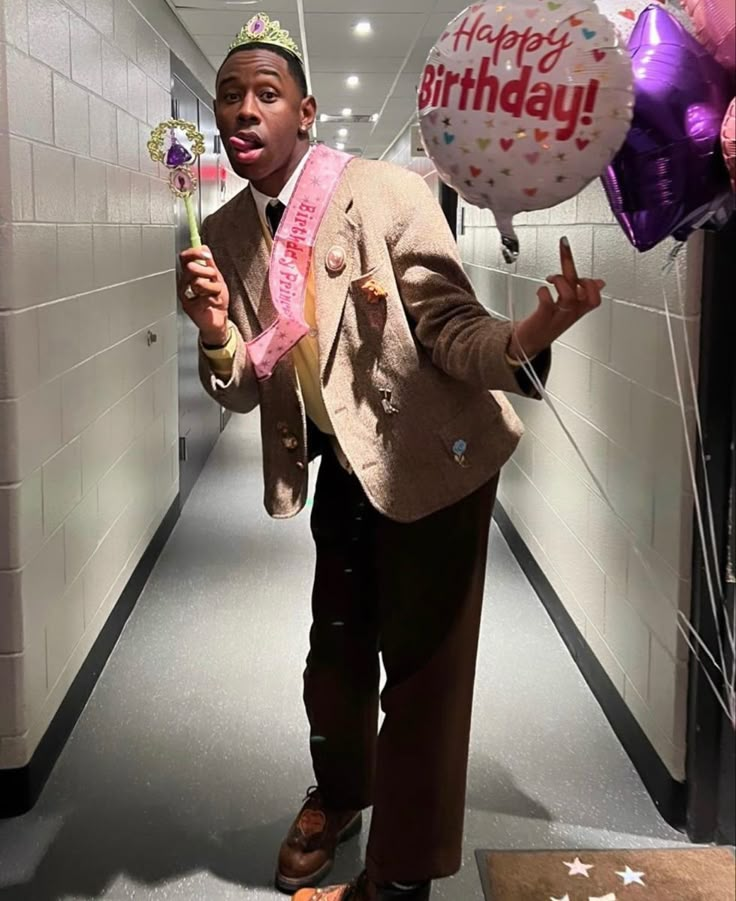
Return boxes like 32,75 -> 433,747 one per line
214,49 -> 316,188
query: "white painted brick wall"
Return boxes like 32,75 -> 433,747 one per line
383,122 -> 698,781
0,0 -> 226,768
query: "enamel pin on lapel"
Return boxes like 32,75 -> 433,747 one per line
361,277 -> 388,304
453,439 -> 468,466
326,245 -> 346,273
379,387 -> 399,415
277,421 -> 299,451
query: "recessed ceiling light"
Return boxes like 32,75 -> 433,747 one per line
336,142 -> 346,150
371,113 -> 379,122
319,114 -> 329,122
341,107 -> 353,117
338,127 -> 348,137
354,21 -> 372,36
346,75 -> 360,88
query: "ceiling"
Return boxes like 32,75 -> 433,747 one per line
164,0 -> 466,159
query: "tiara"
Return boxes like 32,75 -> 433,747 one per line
229,14 -> 303,64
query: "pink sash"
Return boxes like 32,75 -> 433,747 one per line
247,145 -> 352,380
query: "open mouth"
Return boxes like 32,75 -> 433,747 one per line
229,133 -> 265,164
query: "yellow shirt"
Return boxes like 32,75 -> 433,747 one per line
201,228 -> 334,436
286,265 -> 334,435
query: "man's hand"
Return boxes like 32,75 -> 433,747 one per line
178,246 -> 230,347
510,237 -> 604,361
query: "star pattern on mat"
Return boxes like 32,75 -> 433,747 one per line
550,895 -> 571,901
564,857 -> 595,877
589,894 -> 617,901
616,865 -> 646,886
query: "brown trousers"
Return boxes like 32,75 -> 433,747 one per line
303,446 -> 498,885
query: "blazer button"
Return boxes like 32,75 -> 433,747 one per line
326,245 -> 346,273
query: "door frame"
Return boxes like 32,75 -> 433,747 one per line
685,216 -> 736,844
170,53 -> 232,508
441,182 -> 459,238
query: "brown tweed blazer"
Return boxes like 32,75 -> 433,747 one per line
199,158 -> 548,523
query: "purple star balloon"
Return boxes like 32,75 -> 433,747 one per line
601,5 -> 732,252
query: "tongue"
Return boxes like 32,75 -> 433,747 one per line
231,136 -> 261,152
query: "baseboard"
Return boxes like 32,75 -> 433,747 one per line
0,496 -> 181,818
494,503 -> 687,830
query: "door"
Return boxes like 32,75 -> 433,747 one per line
171,65 -> 227,507
686,216 -> 736,844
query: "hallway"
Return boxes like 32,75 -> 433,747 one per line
0,415 -> 685,900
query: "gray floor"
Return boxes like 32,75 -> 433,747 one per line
0,415 -> 686,900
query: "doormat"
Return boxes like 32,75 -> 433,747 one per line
475,847 -> 735,901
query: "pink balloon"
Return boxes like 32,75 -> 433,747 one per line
723,98 -> 736,190
597,0 -> 692,44
681,0 -> 736,72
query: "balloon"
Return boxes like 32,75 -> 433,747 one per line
681,0 -> 736,73
594,0 -> 693,43
417,0 -> 634,261
722,98 -> 736,190
601,5 -> 732,251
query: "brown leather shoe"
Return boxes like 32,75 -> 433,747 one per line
292,870 -> 374,901
292,871 -> 431,901
276,787 -> 363,893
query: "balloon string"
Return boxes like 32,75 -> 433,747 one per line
676,280 -> 736,727
504,270 -> 736,726
667,245 -> 726,606
664,244 -> 736,727
662,247 -> 734,675
677,611 -> 736,724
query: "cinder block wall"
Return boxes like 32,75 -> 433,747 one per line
0,0 -> 242,770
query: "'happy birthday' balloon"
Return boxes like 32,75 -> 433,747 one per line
418,0 -> 634,261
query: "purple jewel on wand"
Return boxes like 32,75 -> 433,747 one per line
165,130 -> 195,168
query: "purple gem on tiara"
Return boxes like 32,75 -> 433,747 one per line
249,17 -> 266,36
165,134 -> 194,169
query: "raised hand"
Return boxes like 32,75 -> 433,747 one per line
510,237 -> 604,361
178,246 -> 230,347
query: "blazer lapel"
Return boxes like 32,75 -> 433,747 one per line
313,171 -> 358,376
226,188 -> 276,332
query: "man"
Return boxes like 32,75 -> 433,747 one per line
178,15 -> 604,901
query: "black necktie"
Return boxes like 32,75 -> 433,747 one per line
266,200 -> 285,237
